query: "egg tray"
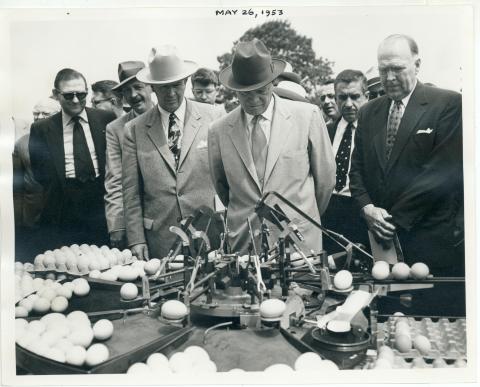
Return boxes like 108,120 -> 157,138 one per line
16,312 -> 194,374
361,354 -> 467,369
378,317 -> 467,360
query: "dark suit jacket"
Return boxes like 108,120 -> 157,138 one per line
349,82 -> 463,270
327,117 -> 341,143
29,107 -> 116,225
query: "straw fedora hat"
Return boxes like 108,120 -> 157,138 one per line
111,61 -> 146,91
136,45 -> 198,85
219,38 -> 286,92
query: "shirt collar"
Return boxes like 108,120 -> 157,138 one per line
339,116 -> 357,130
63,109 -> 88,126
244,96 -> 275,125
157,98 -> 186,123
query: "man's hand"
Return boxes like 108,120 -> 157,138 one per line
362,204 -> 396,247
131,243 -> 150,261
109,230 -> 127,250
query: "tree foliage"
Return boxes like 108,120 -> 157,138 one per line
216,20 -> 334,110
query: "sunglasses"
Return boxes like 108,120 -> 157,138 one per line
57,90 -> 88,101
369,90 -> 386,99
320,94 -> 335,102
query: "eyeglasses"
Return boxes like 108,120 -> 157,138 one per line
320,94 -> 335,102
91,97 -> 114,106
337,93 -> 363,101
57,90 -> 88,101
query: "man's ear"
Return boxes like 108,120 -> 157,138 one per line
414,57 -> 421,75
52,89 -> 59,100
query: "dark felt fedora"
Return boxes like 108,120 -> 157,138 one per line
219,38 -> 287,92
112,61 -> 146,91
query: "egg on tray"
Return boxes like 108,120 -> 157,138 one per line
333,270 -> 353,290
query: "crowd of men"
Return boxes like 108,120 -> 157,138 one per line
13,34 -> 464,277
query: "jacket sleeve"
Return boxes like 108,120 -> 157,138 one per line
104,121 -> 125,233
28,122 -> 52,188
349,107 -> 374,210
122,121 -> 146,246
390,93 -> 463,231
208,123 -> 229,207
309,106 -> 336,215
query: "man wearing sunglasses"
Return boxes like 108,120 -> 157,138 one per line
318,79 -> 339,126
29,68 -> 116,251
323,69 -> 369,253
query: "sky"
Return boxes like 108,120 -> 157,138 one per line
0,4 -> 472,124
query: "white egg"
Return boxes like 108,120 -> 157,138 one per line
333,270 -> 353,290
372,261 -> 390,280
294,351 -> 323,371
392,263 -> 410,280
118,266 -> 138,281
55,285 -> 73,299
68,327 -> 94,348
100,270 -> 118,282
15,318 -> 29,331
127,362 -> 151,374
72,278 -> 90,296
259,299 -> 286,319
89,269 -> 102,279
65,345 -> 87,366
169,352 -> 193,373
122,249 -> 133,261
51,296 -> 69,312
85,343 -> 109,367
146,352 -> 170,369
319,359 -> 339,370
40,330 -> 63,346
413,335 -> 431,355
395,334 -> 412,353
184,346 -> 210,365
55,338 -> 74,354
93,319 -> 114,341
32,297 -> 51,314
161,300 -> 188,320
144,258 -> 161,275
15,306 -> 29,318
410,262 -> 430,280
67,310 -> 90,323
120,283 -> 139,300
46,347 -> 66,363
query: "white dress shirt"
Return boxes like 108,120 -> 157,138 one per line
332,117 -> 357,196
388,79 -> 417,117
63,110 -> 99,178
158,98 -> 187,146
244,97 -> 275,148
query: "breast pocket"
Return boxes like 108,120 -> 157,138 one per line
410,130 -> 436,165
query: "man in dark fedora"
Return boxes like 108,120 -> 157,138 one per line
122,46 -> 223,259
208,38 -> 336,254
104,61 -> 154,249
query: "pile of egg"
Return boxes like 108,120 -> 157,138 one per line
90,258 -> 163,282
260,352 -> 339,373
33,244 -> 134,274
16,311 -> 114,367
15,278 -> 91,318
392,316 -> 433,355
15,263 -> 48,301
371,261 -> 430,281
127,346 -> 216,374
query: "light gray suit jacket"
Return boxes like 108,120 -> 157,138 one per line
208,94 -> 336,254
104,109 -> 136,233
122,100 -> 223,258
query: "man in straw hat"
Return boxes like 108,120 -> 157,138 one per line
104,61 -> 154,249
122,46 -> 223,259
208,38 -> 336,254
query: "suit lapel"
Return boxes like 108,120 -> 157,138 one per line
264,95 -> 292,186
46,112 -> 66,184
386,83 -> 427,174
86,108 -> 106,176
178,100 -> 201,169
145,108 -> 177,175
372,97 -> 391,174
227,108 -> 262,192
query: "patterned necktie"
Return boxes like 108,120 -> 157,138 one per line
71,116 -> 95,182
168,112 -> 181,167
251,115 -> 267,187
386,100 -> 404,161
335,122 -> 354,192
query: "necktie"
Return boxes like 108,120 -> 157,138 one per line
335,122 -> 353,192
251,115 -> 267,187
168,112 -> 181,167
71,116 -> 95,182
386,100 -> 404,161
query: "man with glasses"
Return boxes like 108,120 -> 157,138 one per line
323,70 -> 369,253
209,38 -> 335,254
91,80 -> 124,118
318,79 -> 339,126
349,34 -> 463,276
365,66 -> 385,100
122,46 -> 223,260
104,61 -> 154,249
29,68 -> 116,250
